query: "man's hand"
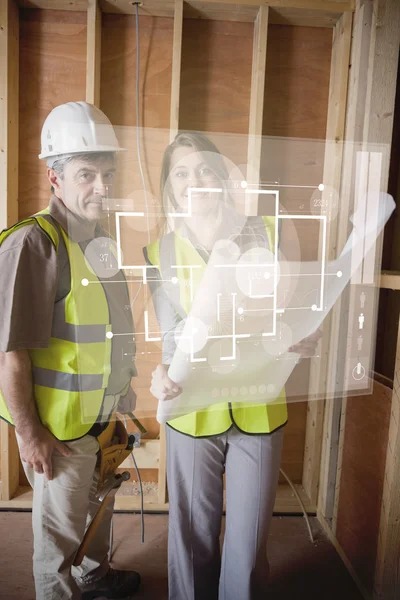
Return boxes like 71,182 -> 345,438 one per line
288,328 -> 323,358
18,424 -> 71,480
150,364 -> 182,402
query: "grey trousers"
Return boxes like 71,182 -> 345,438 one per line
166,424 -> 284,600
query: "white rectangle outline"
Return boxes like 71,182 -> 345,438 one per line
116,192 -> 327,339
115,211 -> 160,281
144,310 -> 161,342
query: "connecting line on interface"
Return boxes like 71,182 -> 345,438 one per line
279,468 -> 314,544
133,1 -> 151,245
130,280 -> 143,308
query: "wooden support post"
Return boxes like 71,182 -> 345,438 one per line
0,0 -> 19,231
0,0 -> 20,502
86,0 -> 101,106
0,421 -> 20,502
329,0 -> 377,534
170,0 -> 183,142
247,4 -> 268,193
304,10 -> 352,510
331,0 -> 400,553
367,0 -> 400,597
172,0 -> 354,12
380,271 -> 400,290
157,424 -> 168,505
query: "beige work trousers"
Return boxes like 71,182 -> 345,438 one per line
17,433 -> 114,600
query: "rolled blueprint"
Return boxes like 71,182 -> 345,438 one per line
168,238 -> 241,385
157,192 -> 395,423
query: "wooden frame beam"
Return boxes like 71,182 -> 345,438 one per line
305,10 -> 352,510
16,0 -> 355,27
247,5 -> 268,192
0,482 -> 316,514
316,9 -> 356,522
0,0 -> 19,231
184,0 -> 354,9
169,0 -> 183,142
380,271 -> 400,290
0,422 -> 20,501
328,0 -> 374,534
367,0 -> 400,597
0,0 -> 20,502
18,0 -> 355,14
86,0 -> 102,106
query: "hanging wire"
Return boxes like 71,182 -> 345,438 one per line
124,414 -> 145,544
134,1 -> 151,245
279,467 -> 315,544
132,446 -> 145,544
108,3 -> 148,563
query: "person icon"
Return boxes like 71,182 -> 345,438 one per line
360,291 -> 366,308
357,335 -> 363,351
358,313 -> 365,330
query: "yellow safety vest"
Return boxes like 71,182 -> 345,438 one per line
0,208 -> 118,441
146,217 -> 287,437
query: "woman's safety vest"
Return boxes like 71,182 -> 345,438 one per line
146,217 -> 288,437
0,209 -> 115,441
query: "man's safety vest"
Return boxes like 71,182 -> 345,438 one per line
146,217 -> 288,437
0,208 -> 117,441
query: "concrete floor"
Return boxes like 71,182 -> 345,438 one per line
0,512 -> 363,599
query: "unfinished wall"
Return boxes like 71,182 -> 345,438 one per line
336,381 -> 391,594
19,9 -> 87,219
334,36 -> 400,595
17,8 -> 333,486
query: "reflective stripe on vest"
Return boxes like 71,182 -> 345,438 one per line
0,210 -> 113,441
146,219 -> 287,437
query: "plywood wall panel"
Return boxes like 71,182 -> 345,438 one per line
100,14 -> 173,129
179,19 -> 253,134
280,401 -> 308,483
18,9 -> 87,219
335,381 -> 391,593
262,25 -> 332,140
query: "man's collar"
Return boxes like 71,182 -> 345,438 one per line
48,195 -> 100,242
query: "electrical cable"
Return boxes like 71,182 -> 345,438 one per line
123,414 -> 145,543
108,517 -> 114,563
132,3 -> 150,542
133,1 -> 151,245
106,5 -> 148,562
131,445 -> 145,544
279,467 -> 315,544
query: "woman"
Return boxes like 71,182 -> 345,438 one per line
144,132 -> 320,600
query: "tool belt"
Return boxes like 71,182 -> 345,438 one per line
73,416 -> 134,567
96,416 -> 134,490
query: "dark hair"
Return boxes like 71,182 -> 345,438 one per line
160,132 -> 231,210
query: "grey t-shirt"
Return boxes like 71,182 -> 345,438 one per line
0,196 -> 137,400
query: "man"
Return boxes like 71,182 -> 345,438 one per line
0,102 -> 140,600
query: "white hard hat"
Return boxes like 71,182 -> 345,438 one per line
39,101 -> 125,162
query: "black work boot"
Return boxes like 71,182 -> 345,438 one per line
80,567 -> 141,599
